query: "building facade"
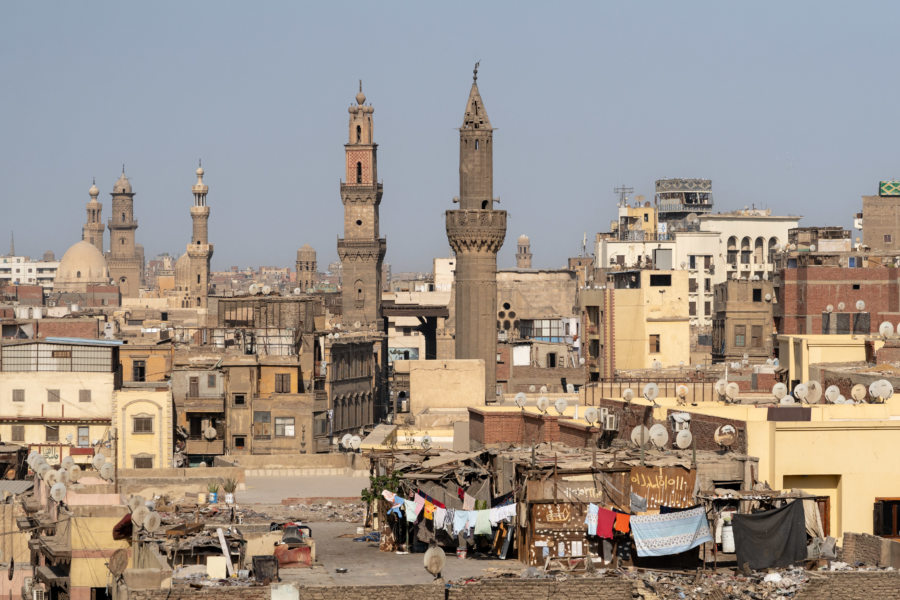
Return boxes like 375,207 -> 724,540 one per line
711,279 -> 776,363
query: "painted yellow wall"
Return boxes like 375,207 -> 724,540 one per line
69,513 -> 131,588
258,366 -> 298,395
402,359 -> 485,412
114,389 -> 173,469
777,334 -> 883,383
119,346 -> 172,383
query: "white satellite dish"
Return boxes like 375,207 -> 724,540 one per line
203,427 -> 217,440
772,382 -> 788,400
837,302 -> 846,311
806,381 -> 823,404
92,453 -> 106,470
340,434 -> 352,449
65,433 -> 74,444
779,395 -> 796,405
824,385 -> 841,403
715,379 -> 728,397
676,384 -> 689,399
536,396 -> 550,414
630,425 -> 650,448
421,435 -> 432,450
566,383 -> 575,393
764,293 -> 772,302
353,321 -> 361,329
132,506 -> 150,528
49,483 -> 67,503
725,382 -> 740,401
622,388 -> 634,402
128,495 -> 145,512
651,360 -> 662,370
539,385 -> 548,394
248,283 -> 259,295
809,244 -> 817,252
876,379 -> 894,400
825,304 -> 834,313
880,322 -> 895,337
350,435 -> 361,450
584,407 -> 599,425
36,463 -> 52,476
514,392 -> 527,408
143,511 -> 162,533
648,424 -> 669,449
68,464 -> 82,482
554,398 -> 568,415
675,429 -> 693,449
856,300 -> 866,311
793,383 -> 809,402
714,424 -> 736,448
44,470 -> 60,485
293,288 -> 302,296
851,383 -> 868,402
61,456 -> 75,470
835,394 -> 848,404
261,285 -> 272,295
642,382 -> 660,401
99,462 -> 115,481
528,385 -> 536,393
27,450 -> 39,463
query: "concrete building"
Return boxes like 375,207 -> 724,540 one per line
295,244 -> 317,292
174,165 -> 214,308
515,234 -> 532,268
655,177 -> 714,226
82,179 -> 105,253
446,65 -> 507,402
860,181 -> 900,252
112,381 -> 174,469
0,255 -> 59,289
711,279 -> 776,363
106,171 -> 144,297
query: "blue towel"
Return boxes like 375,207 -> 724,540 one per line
630,506 -> 712,557
452,509 -> 470,535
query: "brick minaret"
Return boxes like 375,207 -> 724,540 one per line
187,163 -> 213,307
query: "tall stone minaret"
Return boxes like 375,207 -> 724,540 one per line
187,163 -> 213,308
82,180 -> 105,253
337,82 -> 386,328
107,168 -> 142,296
516,234 -> 532,269
446,65 -> 507,403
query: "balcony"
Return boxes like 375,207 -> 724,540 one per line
185,439 -> 224,455
177,396 -> 225,413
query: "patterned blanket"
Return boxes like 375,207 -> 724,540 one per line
630,506 -> 712,557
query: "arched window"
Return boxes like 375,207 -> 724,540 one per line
121,212 -> 126,222
356,161 -> 362,183
76,270 -> 81,278
197,274 -> 201,284
475,140 -> 479,150
356,125 -> 361,143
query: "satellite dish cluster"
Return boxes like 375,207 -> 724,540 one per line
340,433 -> 362,451
772,379 -> 894,405
127,495 -> 162,533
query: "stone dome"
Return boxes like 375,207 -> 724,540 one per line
88,181 -> 99,198
518,234 -> 530,244
174,252 -> 190,290
113,172 -> 132,194
55,241 -> 109,286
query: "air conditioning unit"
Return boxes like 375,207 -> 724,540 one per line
599,407 -> 609,422
23,578 -> 32,596
605,414 -> 618,431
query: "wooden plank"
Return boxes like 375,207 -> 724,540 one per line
216,527 -> 235,577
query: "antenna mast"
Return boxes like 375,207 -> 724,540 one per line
614,185 -> 634,207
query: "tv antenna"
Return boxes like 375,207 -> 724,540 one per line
614,185 -> 634,207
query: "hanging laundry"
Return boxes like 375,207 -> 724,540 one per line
614,512 -> 631,534
732,500 -> 807,570
423,501 -> 436,520
381,490 -> 395,503
630,506 -> 712,557
630,492 -> 648,513
585,503 -> 599,533
474,510 -> 491,535
444,508 -> 455,532
434,507 -> 446,527
463,493 -> 475,511
416,489 -> 446,509
388,498 -> 404,518
596,507 -> 617,539
414,493 -> 426,516
405,499 -> 419,523
452,509 -> 470,535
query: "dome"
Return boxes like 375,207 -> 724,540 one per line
518,234 -> 530,244
88,181 -> 99,198
113,172 -> 132,194
356,90 -> 366,105
55,241 -> 109,286
174,252 -> 190,290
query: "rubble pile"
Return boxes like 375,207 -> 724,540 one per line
622,568 -> 813,599
282,501 -> 366,523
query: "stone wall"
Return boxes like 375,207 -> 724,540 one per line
795,571 -> 900,600
842,532 -> 885,566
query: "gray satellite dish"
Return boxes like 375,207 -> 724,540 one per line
772,382 -> 788,400
584,407 -> 599,425
108,549 -> 128,576
554,397 -> 568,415
421,435 -> 432,450
835,394 -> 848,404
49,482 -> 67,502
648,424 -> 669,449
92,453 -> 106,470
99,462 -> 115,481
642,382 -> 660,401
536,396 -> 550,413
806,381 -> 823,404
514,392 -> 527,408
350,435 -> 361,450
630,425 -> 650,448
143,511 -> 162,533
68,464 -> 82,482
825,385 -> 841,403
675,429 -> 693,449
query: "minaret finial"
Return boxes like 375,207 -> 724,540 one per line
92,177 -> 96,185
198,158 -> 202,168
9,231 -> 14,257
359,79 -> 362,93
473,61 -> 480,83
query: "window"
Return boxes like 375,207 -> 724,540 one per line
189,377 -> 199,397
852,284 -> 860,290
649,334 -> 660,353
689,255 -> 696,269
12,389 -> 24,402
705,301 -> 711,315
734,325 -> 746,347
649,274 -> 671,287
233,394 -> 246,406
875,499 -> 900,537
11,425 -> 24,442
132,360 -> 146,382
133,416 -> 153,434
79,389 -> 91,403
751,325 -> 762,348
45,425 -> 59,442
275,373 -> 291,393
275,417 -> 295,437
47,389 -> 60,402
51,350 -> 71,358
836,313 -> 851,334
475,140 -> 479,150
197,274 -> 201,284
253,411 -> 271,439
752,289 -> 762,302
77,426 -> 90,447
133,456 -> 153,469
885,234 -> 893,244
233,435 -> 246,449
689,278 -> 698,293
689,301 -> 697,316
356,161 -> 362,183
356,125 -> 361,143
547,353 -> 557,368
705,278 -> 711,292
854,312 -> 870,334
207,374 -> 216,388
643,213 -> 649,222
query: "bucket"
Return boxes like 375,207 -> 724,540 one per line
209,492 -> 218,504
225,492 -> 235,505
721,523 -> 735,553
456,548 -> 467,559
197,492 -> 206,504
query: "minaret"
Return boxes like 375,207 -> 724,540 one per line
83,179 -> 105,253
296,244 -> 317,292
187,163 -> 213,308
107,168 -> 142,296
337,82 -> 386,328
516,234 -> 532,269
446,64 -> 507,402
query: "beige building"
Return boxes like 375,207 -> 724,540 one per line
860,181 -> 900,252
711,279 -> 776,363
106,171 -> 144,297
113,382 -> 174,469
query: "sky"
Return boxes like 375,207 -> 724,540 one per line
2,2 -> 898,273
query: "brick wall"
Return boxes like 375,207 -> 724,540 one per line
36,319 -> 100,339
795,571 -> 900,600
448,578 -> 633,599
842,532 -> 885,566
557,420 -> 600,448
668,410 -> 748,453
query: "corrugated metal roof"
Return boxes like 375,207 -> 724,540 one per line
44,337 -> 123,346
0,481 -> 33,495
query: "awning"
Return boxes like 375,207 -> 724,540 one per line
34,565 -> 69,587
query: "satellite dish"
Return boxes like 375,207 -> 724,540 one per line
714,424 -> 736,447
676,384 -> 689,399
128,495 -> 145,512
92,453 -> 106,470
68,464 -> 82,482
651,360 -> 662,370
725,382 -> 740,401
825,304 -> 834,313
143,511 -> 161,533
880,321 -> 895,337
108,549 -> 128,576
630,425 -> 650,448
648,424 -> 669,449
65,433 -> 74,444
837,302 -> 846,311
806,381 -> 823,404
248,283 -> 259,295
793,383 -> 809,402
622,388 -> 634,402
293,288 -> 302,295
353,321 -> 361,329
203,427 -> 217,440
554,398 -> 568,415
642,382 -> 659,401
514,392 -> 526,408
772,382 -> 788,400
61,456 -> 75,470
809,244 -> 817,252
100,462 -> 115,481
36,463 -> 51,476
50,483 -> 67,502
876,379 -> 894,400
824,385 -> 841,403
539,385 -> 548,394
350,435 -> 361,450
528,385 -> 536,393
715,379 -> 727,396
675,430 -> 693,449
27,451 -> 39,463
421,435 -> 432,450
44,469 -> 60,485
779,395 -> 796,405
584,407 -> 599,425
686,213 -> 700,224
424,543 -> 445,578
851,383 -> 868,402
835,394 -> 848,404
566,383 -> 575,393
764,293 -> 772,302
856,300 -> 866,311
340,434 -> 352,449
536,396 -> 550,414
132,506 -> 150,528
262,285 -> 272,295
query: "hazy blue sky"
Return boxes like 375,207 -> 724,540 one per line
2,2 -> 897,272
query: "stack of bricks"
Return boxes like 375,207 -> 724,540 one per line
842,532 -> 885,566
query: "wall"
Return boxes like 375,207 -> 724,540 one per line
114,388 -> 173,469
795,571 -> 900,600
777,334 -> 881,383
69,505 -> 131,600
404,359 -> 485,412
120,345 -> 172,383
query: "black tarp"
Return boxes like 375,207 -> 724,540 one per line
732,500 -> 806,570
